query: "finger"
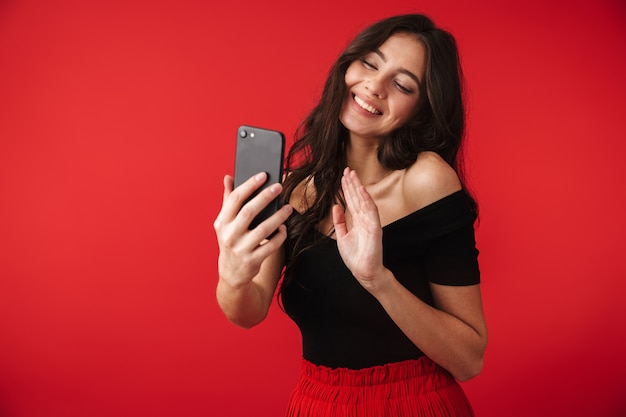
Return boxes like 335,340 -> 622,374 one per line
357,178 -> 378,211
214,175 -> 235,230
344,168 -> 382,231
341,168 -> 359,214
348,169 -> 379,214
221,172 -> 268,221
222,175 -> 234,202
343,168 -> 365,215
236,182 -> 284,230
248,203 -> 293,244
332,204 -> 348,240
253,224 -> 288,259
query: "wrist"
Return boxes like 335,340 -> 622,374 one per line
218,274 -> 254,293
359,267 -> 395,297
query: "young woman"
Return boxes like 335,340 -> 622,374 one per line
214,14 -> 487,417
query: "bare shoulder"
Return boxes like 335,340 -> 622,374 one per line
403,151 -> 462,210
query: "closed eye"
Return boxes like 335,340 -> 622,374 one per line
360,58 -> 377,70
395,81 -> 413,94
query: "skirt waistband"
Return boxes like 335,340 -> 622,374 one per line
287,357 -> 474,416
299,356 -> 454,392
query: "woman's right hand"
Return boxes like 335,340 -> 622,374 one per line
213,172 -> 292,289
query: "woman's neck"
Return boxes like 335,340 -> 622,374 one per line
345,136 -> 393,186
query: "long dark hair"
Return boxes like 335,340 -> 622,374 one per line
281,14 -> 476,281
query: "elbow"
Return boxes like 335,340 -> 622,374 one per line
454,356 -> 484,382
216,282 -> 270,329
223,308 -> 269,330
229,315 -> 264,329
455,329 -> 488,382
454,339 -> 487,382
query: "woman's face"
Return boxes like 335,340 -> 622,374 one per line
339,33 -> 426,141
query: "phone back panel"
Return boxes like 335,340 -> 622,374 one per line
233,125 -> 285,229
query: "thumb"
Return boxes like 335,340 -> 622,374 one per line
222,175 -> 234,201
332,205 -> 347,239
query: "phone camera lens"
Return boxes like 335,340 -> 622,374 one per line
239,130 -> 247,138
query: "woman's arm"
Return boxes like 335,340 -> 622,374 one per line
214,173 -> 292,328
372,276 -> 487,381
216,247 -> 285,329
333,161 -> 487,381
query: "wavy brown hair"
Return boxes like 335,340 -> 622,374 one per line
280,14 -> 476,283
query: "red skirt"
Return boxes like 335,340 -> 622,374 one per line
286,357 -> 474,417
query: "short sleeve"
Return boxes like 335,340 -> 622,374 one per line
424,222 -> 480,286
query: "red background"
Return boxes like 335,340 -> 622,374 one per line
1,0 -> 625,416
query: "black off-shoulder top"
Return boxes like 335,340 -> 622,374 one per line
281,190 -> 480,370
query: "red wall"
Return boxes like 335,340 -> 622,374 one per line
1,0 -> 625,416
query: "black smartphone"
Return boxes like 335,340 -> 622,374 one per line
233,125 -> 285,230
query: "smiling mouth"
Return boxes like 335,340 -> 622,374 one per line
353,95 -> 382,115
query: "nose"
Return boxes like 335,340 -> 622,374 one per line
365,74 -> 386,99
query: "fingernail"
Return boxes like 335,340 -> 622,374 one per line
283,204 -> 293,213
255,172 -> 266,181
269,184 -> 280,194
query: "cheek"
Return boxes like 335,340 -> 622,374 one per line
392,96 -> 420,122
338,91 -> 352,126
343,63 -> 362,88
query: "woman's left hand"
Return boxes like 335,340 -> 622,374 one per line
333,167 -> 390,293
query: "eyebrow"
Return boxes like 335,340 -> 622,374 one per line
374,49 -> 423,88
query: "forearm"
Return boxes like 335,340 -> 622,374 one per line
216,277 -> 272,329
373,270 -> 487,381
215,247 -> 284,329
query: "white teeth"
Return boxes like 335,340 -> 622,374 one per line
354,95 -> 381,115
